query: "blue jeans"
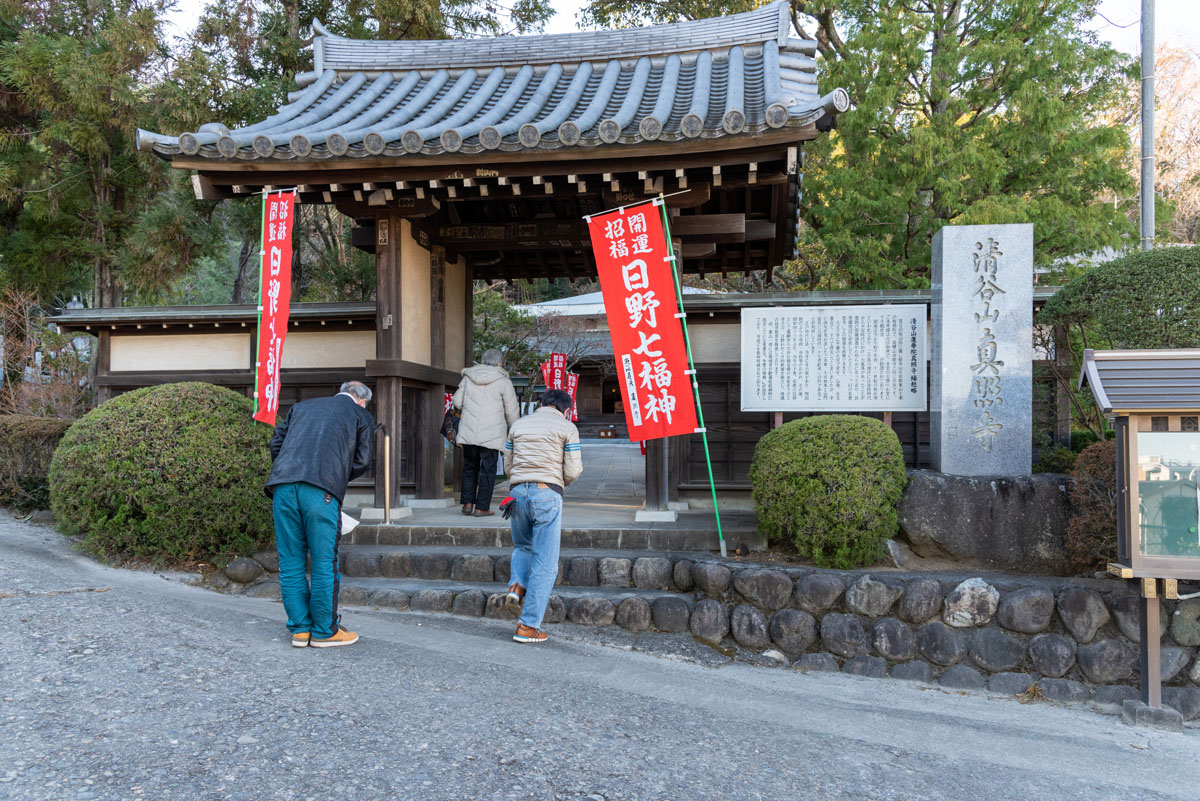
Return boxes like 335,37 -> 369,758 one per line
273,482 -> 342,639
508,484 -> 563,630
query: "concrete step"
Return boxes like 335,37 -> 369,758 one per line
337,544 -> 714,594
344,522 -> 760,552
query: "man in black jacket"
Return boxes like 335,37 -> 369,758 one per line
265,381 -> 374,648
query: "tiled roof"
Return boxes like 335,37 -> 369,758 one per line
1080,349 -> 1200,414
136,2 -> 846,161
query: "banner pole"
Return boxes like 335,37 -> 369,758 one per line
252,188 -> 268,421
656,197 -> 726,558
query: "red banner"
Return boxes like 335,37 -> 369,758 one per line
252,190 -> 296,425
444,392 -> 454,414
586,202 -> 697,441
566,372 -> 579,422
540,353 -> 567,390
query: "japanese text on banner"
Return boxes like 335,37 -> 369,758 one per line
253,191 -> 295,426
586,205 -> 697,442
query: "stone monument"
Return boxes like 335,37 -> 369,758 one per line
930,224 -> 1032,476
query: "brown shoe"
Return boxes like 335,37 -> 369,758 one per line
310,628 -> 359,648
461,503 -> 474,515
504,583 -> 525,612
472,508 -> 495,517
513,624 -> 548,644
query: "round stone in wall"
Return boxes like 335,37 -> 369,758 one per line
567,557 -> 599,587
451,589 -> 486,617
820,613 -> 866,658
890,661 -> 933,682
939,665 -> 985,690
1160,647 -> 1194,682
1038,678 -> 1092,703
632,557 -> 673,590
224,557 -> 263,584
795,573 -> 845,614
1163,687 -> 1200,721
898,578 -> 942,624
544,595 -> 567,624
1171,598 -> 1200,647
768,609 -> 817,656
690,599 -> 730,644
1076,638 -> 1135,683
797,652 -> 839,672
692,563 -> 732,597
845,575 -> 903,617
996,586 -> 1054,634
1028,633 -> 1076,678
598,557 -> 632,588
842,656 -> 887,678
1056,588 -> 1110,643
872,617 -> 917,662
916,621 -> 967,666
673,559 -> 695,592
1109,594 -> 1168,641
615,597 -> 651,632
943,578 -> 999,628
651,597 -> 690,632
250,550 -> 278,573
969,627 -> 1026,673
733,569 -> 793,610
731,604 -> 771,650
568,597 -> 615,626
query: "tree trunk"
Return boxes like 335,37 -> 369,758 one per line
230,235 -> 256,304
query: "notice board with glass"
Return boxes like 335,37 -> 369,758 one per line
1126,413 -> 1200,578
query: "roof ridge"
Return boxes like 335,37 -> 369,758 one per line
297,2 -> 791,85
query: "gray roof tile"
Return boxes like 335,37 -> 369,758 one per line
137,1 -> 847,161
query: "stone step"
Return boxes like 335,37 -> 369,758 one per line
337,544 -> 711,593
337,576 -> 697,632
344,522 -> 761,552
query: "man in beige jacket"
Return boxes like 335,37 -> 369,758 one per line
502,389 -> 583,643
452,349 -> 519,516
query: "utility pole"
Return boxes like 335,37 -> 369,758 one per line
1140,0 -> 1155,251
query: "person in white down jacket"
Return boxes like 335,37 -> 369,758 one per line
451,349 -> 519,516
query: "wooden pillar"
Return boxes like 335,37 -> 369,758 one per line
1139,578 -> 1163,707
374,214 -> 404,507
412,246 -> 448,500
645,438 -> 668,510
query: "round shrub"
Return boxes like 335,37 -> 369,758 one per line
49,382 -> 273,564
1065,439 -> 1117,571
750,415 -> 907,569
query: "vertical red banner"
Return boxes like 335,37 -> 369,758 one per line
565,372 -> 579,422
550,352 -> 567,389
586,203 -> 697,442
253,190 -> 296,425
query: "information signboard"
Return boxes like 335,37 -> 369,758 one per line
739,305 -> 927,412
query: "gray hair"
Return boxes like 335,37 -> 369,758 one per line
481,349 -> 503,366
340,381 -> 372,403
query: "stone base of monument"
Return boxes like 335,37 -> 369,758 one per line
898,469 -> 1072,574
1122,700 -> 1184,732
635,508 -> 678,522
360,506 -> 413,521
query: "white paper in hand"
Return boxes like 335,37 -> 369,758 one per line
340,512 -> 360,535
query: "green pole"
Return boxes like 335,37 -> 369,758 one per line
252,189 -> 269,420
656,197 -> 726,558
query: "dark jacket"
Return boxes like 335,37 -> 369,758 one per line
265,394 -> 374,504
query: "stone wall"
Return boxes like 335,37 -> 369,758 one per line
218,548 -> 1200,719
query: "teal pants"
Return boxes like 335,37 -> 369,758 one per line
273,482 -> 341,639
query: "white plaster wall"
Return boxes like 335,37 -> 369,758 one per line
400,220 -> 432,366
445,255 -> 467,373
688,322 -> 741,364
282,330 -> 375,369
110,333 -> 250,372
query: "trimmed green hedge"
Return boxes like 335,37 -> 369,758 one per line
49,382 -> 273,564
750,415 -> 907,569
0,415 -> 73,511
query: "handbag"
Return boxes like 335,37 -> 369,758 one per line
440,406 -> 461,444
441,381 -> 464,444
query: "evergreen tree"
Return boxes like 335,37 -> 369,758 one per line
581,0 -> 1137,288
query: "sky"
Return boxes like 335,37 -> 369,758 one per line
165,0 -> 1200,52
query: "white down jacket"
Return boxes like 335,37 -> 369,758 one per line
452,364 -> 519,451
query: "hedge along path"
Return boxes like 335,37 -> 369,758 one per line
49,382 -> 274,565
750,415 -> 907,569
0,415 -> 73,512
